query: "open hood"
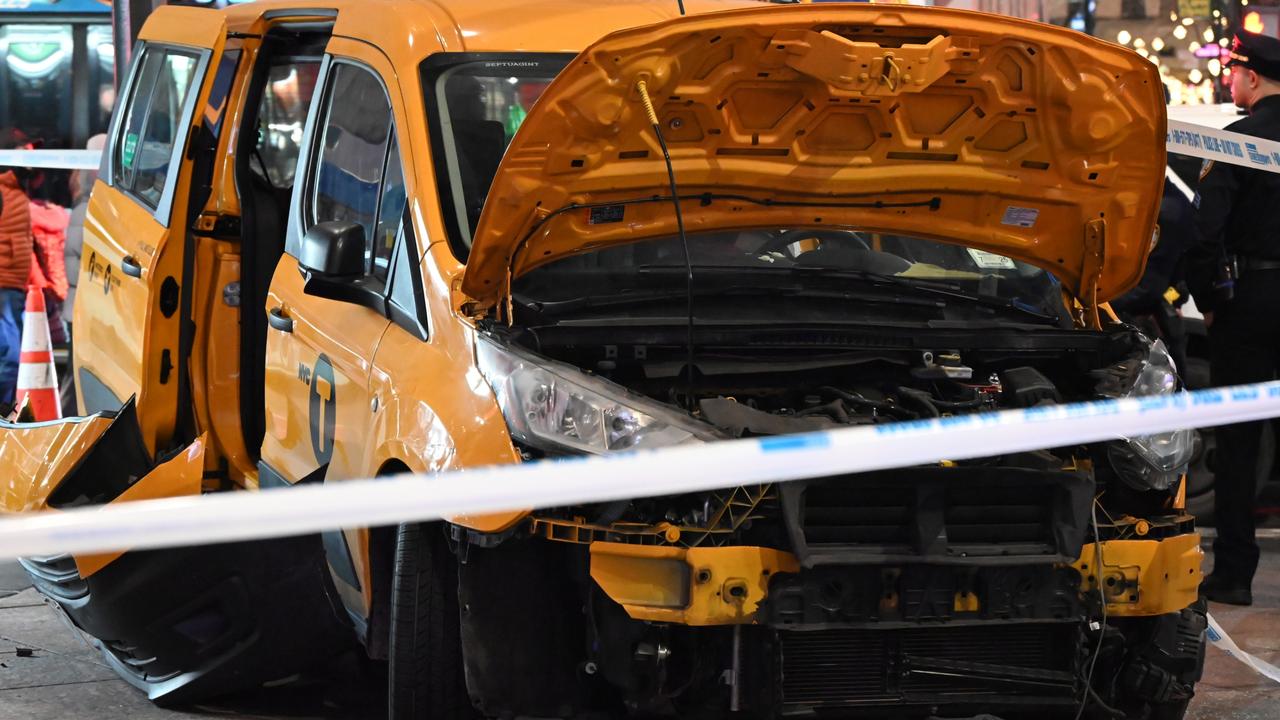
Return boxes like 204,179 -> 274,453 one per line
461,4 -> 1165,308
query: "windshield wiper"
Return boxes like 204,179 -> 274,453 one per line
816,268 -> 1061,323
515,281 -> 940,317
637,264 -> 1062,324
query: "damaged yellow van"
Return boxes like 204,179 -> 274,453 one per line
2,1 -> 1208,718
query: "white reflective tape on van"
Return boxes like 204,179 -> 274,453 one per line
2,381 -> 1280,559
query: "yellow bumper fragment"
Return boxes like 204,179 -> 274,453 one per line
75,435 -> 208,577
0,406 -> 208,578
590,542 -> 799,625
1072,533 -> 1203,617
0,416 -> 113,513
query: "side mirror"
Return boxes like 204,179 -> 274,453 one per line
299,221 -> 366,278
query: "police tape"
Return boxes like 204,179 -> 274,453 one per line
3,380 -> 1280,560
0,149 -> 101,171
1207,613 -> 1280,684
0,114 -> 1275,178
1167,118 -> 1280,175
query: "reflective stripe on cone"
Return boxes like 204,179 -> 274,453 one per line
14,286 -> 60,421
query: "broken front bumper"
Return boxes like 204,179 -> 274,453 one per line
590,531 -> 1203,626
1,404 -> 353,704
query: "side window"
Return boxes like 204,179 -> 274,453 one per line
387,224 -> 416,312
372,135 -> 405,283
307,62 -> 405,288
310,64 -> 391,249
385,219 -> 429,341
114,47 -> 200,208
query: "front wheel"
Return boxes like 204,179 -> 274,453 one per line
387,523 -> 473,720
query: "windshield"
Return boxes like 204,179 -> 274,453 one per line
515,229 -> 1068,325
423,55 -> 569,259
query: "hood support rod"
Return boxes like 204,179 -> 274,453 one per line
637,79 -> 697,412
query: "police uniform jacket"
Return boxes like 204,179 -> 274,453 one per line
1187,95 -> 1280,312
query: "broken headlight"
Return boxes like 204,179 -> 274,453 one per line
475,334 -> 719,455
1104,340 -> 1195,491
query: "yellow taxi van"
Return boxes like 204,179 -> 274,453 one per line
0,1 -> 1208,718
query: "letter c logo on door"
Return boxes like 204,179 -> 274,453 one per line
309,354 -> 337,464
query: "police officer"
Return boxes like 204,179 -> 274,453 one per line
1187,30 -> 1280,606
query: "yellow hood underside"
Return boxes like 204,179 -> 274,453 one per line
462,4 -> 1165,307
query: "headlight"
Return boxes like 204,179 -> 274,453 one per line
475,333 -> 721,455
1104,339 -> 1195,491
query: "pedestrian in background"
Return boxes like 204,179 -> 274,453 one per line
60,134 -> 105,416
0,128 -> 34,410
64,134 -> 106,333
1186,30 -> 1280,607
27,193 -> 70,347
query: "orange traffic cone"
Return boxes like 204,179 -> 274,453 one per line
14,286 -> 60,421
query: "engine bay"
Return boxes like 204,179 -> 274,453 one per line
495,322 -> 1150,437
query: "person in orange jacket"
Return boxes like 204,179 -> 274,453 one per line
26,191 -> 70,347
0,129 -> 34,407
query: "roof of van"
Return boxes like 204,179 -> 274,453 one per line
221,0 -> 764,55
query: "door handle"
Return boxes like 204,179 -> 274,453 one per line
121,255 -> 143,278
267,306 -> 294,333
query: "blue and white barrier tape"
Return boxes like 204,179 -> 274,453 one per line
2,380 -> 1280,560
0,114 -> 1275,177
0,149 -> 101,171
1207,613 -> 1280,684
1167,118 -> 1280,174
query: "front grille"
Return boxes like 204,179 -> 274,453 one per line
778,622 -> 1078,709
781,630 -> 893,703
945,483 -> 1053,547
802,484 -> 914,548
782,466 -> 1093,565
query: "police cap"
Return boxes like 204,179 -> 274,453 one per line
1225,30 -> 1280,82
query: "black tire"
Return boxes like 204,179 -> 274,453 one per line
387,523 -> 472,720
1182,357 -> 1272,522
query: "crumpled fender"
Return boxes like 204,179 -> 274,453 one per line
0,399 -> 207,577
1,400 -> 152,514
2,400 -> 354,705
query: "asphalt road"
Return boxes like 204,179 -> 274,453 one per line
2,541 -> 1279,720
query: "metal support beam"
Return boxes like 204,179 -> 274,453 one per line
111,0 -> 163,89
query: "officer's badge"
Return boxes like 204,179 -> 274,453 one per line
1200,159 -> 1215,181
